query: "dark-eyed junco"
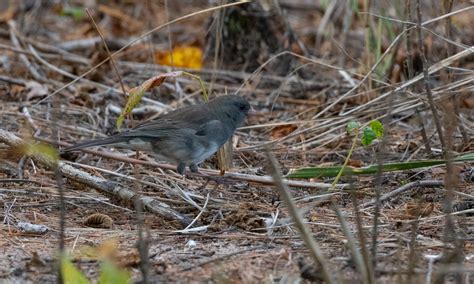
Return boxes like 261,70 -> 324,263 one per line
63,95 -> 250,174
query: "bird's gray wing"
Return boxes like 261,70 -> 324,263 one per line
119,120 -> 194,138
128,103 -> 213,134
195,119 -> 228,135
64,103 -> 212,151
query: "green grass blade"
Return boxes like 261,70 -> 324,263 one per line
287,152 -> 474,179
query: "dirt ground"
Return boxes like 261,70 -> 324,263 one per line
0,1 -> 473,283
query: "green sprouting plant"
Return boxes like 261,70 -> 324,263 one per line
286,119 -> 474,179
329,120 -> 384,185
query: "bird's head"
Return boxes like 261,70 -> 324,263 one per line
209,95 -> 250,128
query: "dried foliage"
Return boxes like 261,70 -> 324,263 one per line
0,0 -> 473,283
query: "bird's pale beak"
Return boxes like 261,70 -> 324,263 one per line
248,107 -> 258,116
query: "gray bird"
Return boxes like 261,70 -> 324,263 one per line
63,95 -> 250,174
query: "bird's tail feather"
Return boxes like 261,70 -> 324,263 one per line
63,136 -> 129,152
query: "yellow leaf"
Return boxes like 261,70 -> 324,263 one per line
156,46 -> 203,69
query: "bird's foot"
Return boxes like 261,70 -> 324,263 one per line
189,163 -> 198,173
177,163 -> 186,175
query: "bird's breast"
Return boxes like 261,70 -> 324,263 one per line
191,141 -> 220,164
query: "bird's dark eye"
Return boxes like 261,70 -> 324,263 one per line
239,103 -> 248,110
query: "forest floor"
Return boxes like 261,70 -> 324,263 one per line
0,1 -> 473,283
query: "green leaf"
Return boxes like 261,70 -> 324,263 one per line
369,120 -> 384,138
286,153 -> 474,179
361,127 -> 377,146
60,7 -> 86,21
346,121 -> 360,135
60,255 -> 90,284
99,261 -> 131,284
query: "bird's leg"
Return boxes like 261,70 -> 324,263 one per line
177,163 -> 186,175
189,163 -> 199,173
